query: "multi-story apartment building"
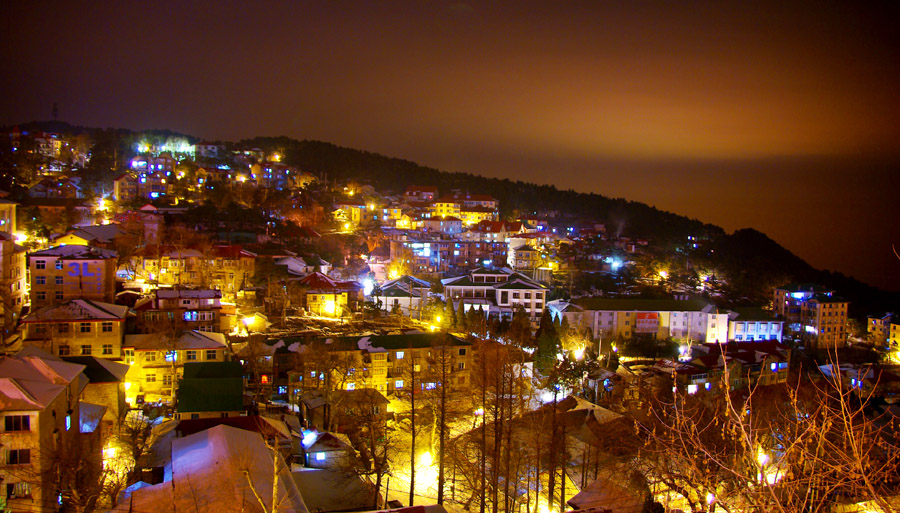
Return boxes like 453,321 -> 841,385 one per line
867,313 -> 893,344
122,330 -> 228,404
419,216 -> 463,235
20,299 -> 128,359
508,243 -> 541,270
284,333 -> 473,399
442,267 -> 548,321
726,307 -> 784,343
556,298 -> 730,343
432,193 -> 499,226
0,198 -> 16,233
134,289 -> 223,334
134,244 -> 256,297
391,238 -> 508,273
28,245 -> 118,309
0,354 -> 103,512
773,283 -> 849,348
0,231 -> 26,338
112,173 -> 138,201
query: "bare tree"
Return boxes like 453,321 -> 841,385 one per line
635,354 -> 900,512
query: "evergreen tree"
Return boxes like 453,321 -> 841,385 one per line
508,304 -> 533,348
445,298 -> 456,330
559,315 -> 571,341
457,302 -> 468,331
535,308 -> 557,341
534,309 -> 561,374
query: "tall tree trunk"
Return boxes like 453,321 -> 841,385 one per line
409,359 -> 416,506
547,389 -> 558,511
437,348 -> 447,504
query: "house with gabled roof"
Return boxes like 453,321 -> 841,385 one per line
112,424 -> 308,513
300,430 -> 355,469
20,299 -> 129,359
0,353 -> 104,513
297,272 -> 363,318
371,275 -> 431,317
60,355 -> 129,434
442,266 -> 547,321
50,223 -> 129,249
508,243 -> 541,270
134,288 -> 224,334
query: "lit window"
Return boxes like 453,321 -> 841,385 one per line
395,351 -> 404,360
315,452 -> 325,461
395,380 -> 404,389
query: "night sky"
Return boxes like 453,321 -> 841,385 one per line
3,1 -> 899,290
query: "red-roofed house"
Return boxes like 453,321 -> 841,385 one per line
403,185 -> 438,202
298,272 -> 363,318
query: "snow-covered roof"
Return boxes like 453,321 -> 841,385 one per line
0,354 -> 86,411
80,402 -> 107,433
156,289 -> 221,299
116,424 -> 308,513
22,299 -> 129,323
29,244 -> 117,259
124,330 -> 227,351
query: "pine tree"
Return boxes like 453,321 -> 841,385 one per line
508,304 -> 533,348
446,299 -> 457,330
457,301 -> 468,331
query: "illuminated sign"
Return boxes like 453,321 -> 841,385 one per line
635,312 -> 659,334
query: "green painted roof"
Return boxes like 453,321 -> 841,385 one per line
273,332 -> 471,351
177,362 -> 244,413
494,280 -> 546,290
571,297 -> 710,312
365,332 -> 470,349
177,376 -> 243,413
182,361 -> 243,379
729,307 -> 777,321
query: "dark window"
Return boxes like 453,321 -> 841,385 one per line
7,449 -> 30,465
4,415 -> 30,432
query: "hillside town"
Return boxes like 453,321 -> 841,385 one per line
1,127 -> 898,513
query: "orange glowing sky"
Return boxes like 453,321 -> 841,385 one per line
2,1 -> 899,287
